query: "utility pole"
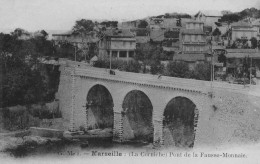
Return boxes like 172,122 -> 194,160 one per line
250,56 -> 252,85
110,51 -> 112,70
74,45 -> 77,61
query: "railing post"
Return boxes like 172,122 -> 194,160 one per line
113,110 -> 124,142
69,68 -> 76,132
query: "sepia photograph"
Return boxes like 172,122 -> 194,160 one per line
0,0 -> 260,163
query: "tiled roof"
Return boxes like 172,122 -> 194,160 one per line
181,29 -> 205,35
226,52 -> 260,58
104,29 -> 134,38
162,46 -> 179,52
135,36 -> 150,43
252,19 -> 260,26
150,29 -> 165,41
173,53 -> 205,62
186,20 -> 204,24
212,45 -> 225,50
231,21 -> 252,28
226,49 -> 259,53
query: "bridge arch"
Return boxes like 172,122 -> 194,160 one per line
85,83 -> 114,131
121,89 -> 154,143
162,94 -> 200,148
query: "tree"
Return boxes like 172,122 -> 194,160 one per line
165,61 -> 190,78
0,32 -> 59,107
138,20 -> 148,28
135,43 -> 162,73
11,28 -> 28,37
190,62 -> 211,81
72,19 -> 95,34
250,37 -> 258,49
212,28 -> 221,36
219,14 -> 242,23
150,61 -> 164,75
40,30 -> 48,39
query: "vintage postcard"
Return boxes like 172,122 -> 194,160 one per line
0,0 -> 260,163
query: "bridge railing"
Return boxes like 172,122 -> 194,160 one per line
71,66 -> 257,95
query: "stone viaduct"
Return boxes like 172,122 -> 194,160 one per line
57,63 -> 260,148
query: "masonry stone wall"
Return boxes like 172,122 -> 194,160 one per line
57,66 -> 260,147
56,66 -> 72,127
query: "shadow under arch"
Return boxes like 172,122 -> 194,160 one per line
86,84 -> 114,131
163,96 -> 199,148
122,90 -> 153,143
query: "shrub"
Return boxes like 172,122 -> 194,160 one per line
165,61 -> 190,78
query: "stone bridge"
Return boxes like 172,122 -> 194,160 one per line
57,64 -> 260,148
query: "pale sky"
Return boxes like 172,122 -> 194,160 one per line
0,0 -> 259,32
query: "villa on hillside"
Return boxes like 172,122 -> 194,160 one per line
52,31 -> 98,48
231,21 -> 258,42
98,28 -> 136,61
252,19 -> 260,40
173,20 -> 210,70
194,10 -> 222,30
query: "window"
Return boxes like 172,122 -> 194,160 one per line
197,35 -> 201,41
129,51 -> 134,58
191,35 -> 195,41
195,35 -> 198,41
119,51 -> 127,58
184,35 -> 189,41
112,51 -> 118,57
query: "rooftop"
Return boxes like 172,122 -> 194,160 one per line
186,20 -> 204,24
226,49 -> 259,53
181,29 -> 205,35
231,21 -> 253,28
252,19 -> 260,26
150,29 -> 165,41
226,52 -> 260,58
104,29 -> 134,38
173,53 -> 205,62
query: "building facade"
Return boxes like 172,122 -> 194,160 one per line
180,21 -> 209,54
174,21 -> 210,70
194,10 -> 222,30
231,21 -> 258,42
98,29 -> 136,61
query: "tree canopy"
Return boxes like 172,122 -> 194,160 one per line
72,19 -> 95,34
138,20 -> 148,28
0,32 -> 58,107
212,28 -> 221,36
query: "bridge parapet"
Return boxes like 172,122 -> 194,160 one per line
71,66 -> 255,96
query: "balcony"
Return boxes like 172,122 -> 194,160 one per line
183,41 -> 206,45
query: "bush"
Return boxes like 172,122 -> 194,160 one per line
165,61 -> 190,78
190,62 -> 211,81
250,37 -> 258,48
150,62 -> 164,75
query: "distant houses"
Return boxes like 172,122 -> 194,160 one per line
48,10 -> 260,82
52,31 -> 98,48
